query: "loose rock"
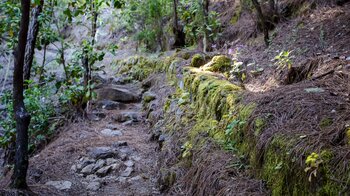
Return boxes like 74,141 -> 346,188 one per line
96,100 -> 126,110
96,166 -> 112,177
81,164 -> 95,175
111,162 -> 122,170
112,141 -> 128,148
95,86 -> 140,103
45,181 -> 72,190
128,175 -> 142,182
88,147 -> 117,159
86,181 -> 101,191
124,160 -> 134,167
93,159 -> 106,171
106,158 -> 117,165
120,167 -> 134,177
101,129 -> 123,137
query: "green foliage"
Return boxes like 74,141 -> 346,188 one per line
0,84 -> 56,152
122,0 -> 170,51
180,1 -> 221,45
59,40 -> 103,108
274,50 -> 293,69
224,119 -> 246,152
0,1 -> 20,48
304,152 -> 323,182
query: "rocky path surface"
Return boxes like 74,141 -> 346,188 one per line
24,82 -> 160,195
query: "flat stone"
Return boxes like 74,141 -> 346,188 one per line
85,174 -> 100,182
93,159 -> 106,171
106,124 -> 119,130
117,177 -> 127,183
111,163 -> 122,171
95,86 -> 140,103
128,175 -> 142,182
81,164 -> 95,175
346,56 -> 350,61
96,166 -> 112,177
101,129 -> 123,137
70,164 -> 77,172
88,147 -> 117,159
112,141 -> 128,148
78,157 -> 96,170
120,167 -> 133,177
106,158 -> 118,165
96,100 -> 126,110
86,181 -> 101,191
45,180 -> 72,190
113,112 -> 140,123
124,160 -> 134,167
118,147 -> 132,155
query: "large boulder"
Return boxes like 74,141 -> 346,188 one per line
95,86 -> 140,103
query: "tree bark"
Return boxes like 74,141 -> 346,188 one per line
202,0 -> 210,52
252,0 -> 269,47
91,1 -> 98,46
11,0 -> 31,189
38,43 -> 47,84
23,0 -> 44,83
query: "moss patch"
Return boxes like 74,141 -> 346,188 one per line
190,54 -> 205,68
203,55 -> 232,73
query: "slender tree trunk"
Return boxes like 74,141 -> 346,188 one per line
173,0 -> 185,48
202,0 -> 210,52
23,0 -> 44,83
11,0 -> 31,189
252,0 -> 269,47
91,2 -> 98,46
38,43 -> 47,84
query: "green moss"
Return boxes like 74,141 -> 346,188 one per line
190,54 -> 205,68
143,92 -> 156,103
204,55 -> 232,72
254,117 -> 265,136
319,118 -> 333,128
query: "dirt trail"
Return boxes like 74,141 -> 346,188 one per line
19,83 -> 160,195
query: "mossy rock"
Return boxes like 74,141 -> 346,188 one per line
143,92 -> 156,103
190,54 -> 205,68
204,55 -> 232,72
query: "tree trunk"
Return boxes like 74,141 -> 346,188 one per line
202,0 -> 210,52
38,43 -> 47,84
252,0 -> 269,47
23,0 -> 44,83
91,2 -> 98,46
172,0 -> 185,48
11,0 -> 31,189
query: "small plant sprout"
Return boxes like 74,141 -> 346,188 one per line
304,152 -> 323,182
273,50 -> 294,69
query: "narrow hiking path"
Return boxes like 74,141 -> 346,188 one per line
18,82 -> 161,195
